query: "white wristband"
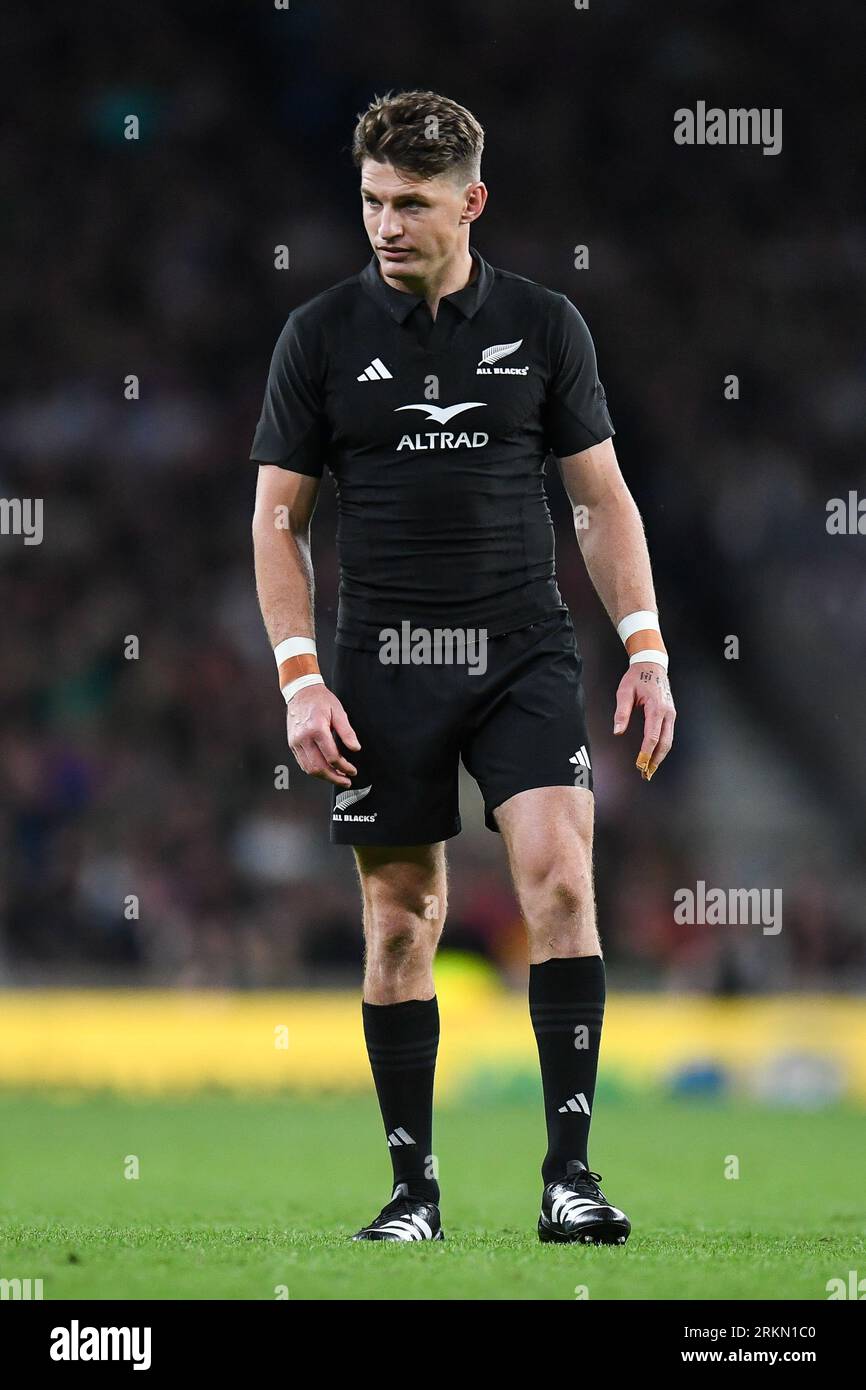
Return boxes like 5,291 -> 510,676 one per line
629,649 -> 669,670
617,610 -> 660,643
274,637 -> 321,703
274,636 -> 317,667
283,673 -> 325,704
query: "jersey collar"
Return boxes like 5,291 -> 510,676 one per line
360,246 -> 493,323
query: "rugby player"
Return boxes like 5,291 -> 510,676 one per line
251,91 -> 676,1244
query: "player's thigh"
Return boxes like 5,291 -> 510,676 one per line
497,788 -> 599,958
353,842 -> 448,923
495,785 -> 594,911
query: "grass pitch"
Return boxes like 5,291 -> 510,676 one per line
0,1091 -> 863,1300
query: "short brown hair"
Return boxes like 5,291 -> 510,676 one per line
352,90 -> 484,184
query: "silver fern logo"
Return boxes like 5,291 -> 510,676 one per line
477,338 -> 523,366
334,784 -> 372,812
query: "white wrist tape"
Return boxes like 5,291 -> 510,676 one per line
282,672 -> 325,704
629,649 -> 669,670
274,636 -> 317,665
274,636 -> 322,703
616,611 -> 660,643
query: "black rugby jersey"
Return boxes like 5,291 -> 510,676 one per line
250,247 -> 615,648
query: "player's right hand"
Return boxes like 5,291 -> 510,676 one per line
286,684 -> 361,787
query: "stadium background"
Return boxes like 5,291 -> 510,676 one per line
0,0 -> 864,1300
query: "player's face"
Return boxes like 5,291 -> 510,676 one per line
360,159 -> 478,283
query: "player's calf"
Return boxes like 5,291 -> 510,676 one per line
356,844 -> 445,1214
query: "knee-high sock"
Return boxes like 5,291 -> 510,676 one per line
529,956 -> 605,1185
362,996 -> 440,1203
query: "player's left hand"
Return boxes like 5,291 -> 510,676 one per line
613,663 -> 676,781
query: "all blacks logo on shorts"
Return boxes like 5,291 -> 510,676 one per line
332,784 -> 377,823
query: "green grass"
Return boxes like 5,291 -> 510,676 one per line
0,1091 -> 863,1300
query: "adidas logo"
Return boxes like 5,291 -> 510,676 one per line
357,357 -> 393,382
558,1092 -> 591,1115
373,1210 -> 434,1240
569,746 -> 591,772
550,1191 -> 604,1224
334,784 -> 372,812
387,1127 -> 416,1147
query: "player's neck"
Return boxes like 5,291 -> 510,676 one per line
381,245 -> 476,320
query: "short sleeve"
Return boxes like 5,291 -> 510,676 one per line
543,296 -> 615,457
249,311 -> 329,475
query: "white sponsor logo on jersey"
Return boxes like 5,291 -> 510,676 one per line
476,337 -> 530,375
393,402 -> 488,452
395,401 -> 485,424
357,358 -> 393,381
477,338 -> 523,366
397,431 -> 488,451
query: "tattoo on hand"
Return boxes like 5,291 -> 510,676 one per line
639,669 -> 672,701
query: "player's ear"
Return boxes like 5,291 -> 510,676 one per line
462,182 -> 487,222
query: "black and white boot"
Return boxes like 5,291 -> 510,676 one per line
352,1182 -> 444,1242
538,1160 -> 630,1245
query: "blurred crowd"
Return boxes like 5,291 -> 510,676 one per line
1,1 -> 864,989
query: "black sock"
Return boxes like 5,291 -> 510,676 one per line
529,955 -> 605,1185
362,997 -> 440,1204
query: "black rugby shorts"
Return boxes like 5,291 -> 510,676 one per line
328,611 -> 593,846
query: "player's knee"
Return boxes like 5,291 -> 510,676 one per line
363,880 -> 443,949
523,878 -> 597,957
532,874 -> 584,923
381,923 -> 423,966
365,912 -> 439,973
519,851 -> 592,931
